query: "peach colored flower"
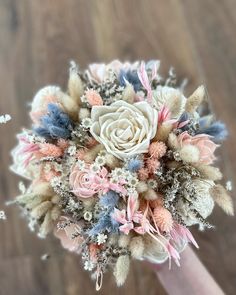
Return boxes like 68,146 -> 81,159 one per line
138,168 -> 149,181
148,141 -> 167,159
69,165 -> 98,198
39,143 -> 63,157
57,139 -> 69,150
76,148 -> 87,160
86,138 -> 98,148
54,217 -> 84,252
146,158 -> 160,174
153,206 -> 173,232
177,131 -> 218,164
85,89 -> 103,106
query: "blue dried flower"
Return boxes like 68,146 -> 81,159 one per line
197,118 -> 228,142
88,210 -> 119,236
99,191 -> 119,209
119,70 -> 141,92
127,158 -> 143,172
34,103 -> 73,139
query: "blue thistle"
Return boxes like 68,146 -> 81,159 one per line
34,103 -> 73,140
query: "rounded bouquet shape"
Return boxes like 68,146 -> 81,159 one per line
11,60 -> 233,290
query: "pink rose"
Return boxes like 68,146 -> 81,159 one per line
177,131 -> 218,164
54,217 -> 84,252
69,165 -> 99,198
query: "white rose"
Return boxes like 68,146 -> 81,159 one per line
90,101 -> 158,159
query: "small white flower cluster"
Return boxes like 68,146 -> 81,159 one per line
0,210 -> 6,220
81,118 -> 93,129
67,145 -> 77,156
0,114 -> 11,124
97,233 -> 107,245
84,260 -> 95,271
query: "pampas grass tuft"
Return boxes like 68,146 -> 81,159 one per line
129,236 -> 144,259
68,61 -> 83,105
143,188 -> 158,200
210,184 -> 234,216
114,255 -> 130,286
118,234 -> 131,248
179,145 -> 200,163
167,132 -> 179,150
185,85 -> 205,113
194,163 -> 222,181
154,122 -> 173,142
122,83 -> 135,103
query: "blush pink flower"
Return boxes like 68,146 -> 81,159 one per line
70,165 -> 126,199
54,217 -> 84,252
69,165 -> 99,198
39,143 -> 63,157
153,206 -> 173,232
177,131 -> 218,164
85,89 -> 103,106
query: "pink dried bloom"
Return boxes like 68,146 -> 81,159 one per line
86,137 -> 98,148
148,141 -> 167,159
85,89 -> 103,106
177,131 -> 218,164
76,148 -> 87,160
40,143 -> 63,157
69,164 -> 99,198
138,168 -> 149,181
150,197 -> 164,209
146,158 -> 160,174
153,206 -> 173,232
54,217 -> 84,252
57,139 -> 69,150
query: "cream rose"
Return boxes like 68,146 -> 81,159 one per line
90,101 -> 158,159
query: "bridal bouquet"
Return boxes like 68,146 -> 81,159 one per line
11,60 -> 233,290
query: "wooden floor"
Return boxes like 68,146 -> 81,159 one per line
0,0 -> 236,294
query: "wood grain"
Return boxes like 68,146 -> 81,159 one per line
0,0 -> 235,294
